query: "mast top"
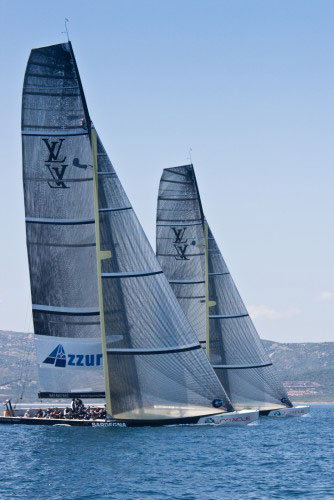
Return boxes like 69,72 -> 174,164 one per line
62,18 -> 70,42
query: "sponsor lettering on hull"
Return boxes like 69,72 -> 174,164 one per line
198,410 -> 259,426
267,406 -> 310,417
92,422 -> 127,428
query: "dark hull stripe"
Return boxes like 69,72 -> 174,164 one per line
0,414 -> 221,428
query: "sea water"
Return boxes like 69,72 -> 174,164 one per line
0,405 -> 332,499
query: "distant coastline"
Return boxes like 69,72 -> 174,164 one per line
297,401 -> 334,405
0,331 -> 333,403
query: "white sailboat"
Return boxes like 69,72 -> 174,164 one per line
156,164 -> 309,418
1,43 -> 258,427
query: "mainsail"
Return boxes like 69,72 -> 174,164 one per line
22,43 -> 233,420
156,165 -> 292,410
22,42 -> 103,398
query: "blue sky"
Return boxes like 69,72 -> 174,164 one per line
0,0 -> 333,342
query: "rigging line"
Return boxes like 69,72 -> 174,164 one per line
14,293 -> 31,404
61,18 -> 70,42
14,333 -> 31,405
15,300 -> 34,405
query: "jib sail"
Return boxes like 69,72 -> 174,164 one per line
156,165 -> 292,410
91,133 -> 233,419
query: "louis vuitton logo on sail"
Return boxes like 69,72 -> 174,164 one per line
171,227 -> 197,260
172,227 -> 187,244
42,138 -> 69,188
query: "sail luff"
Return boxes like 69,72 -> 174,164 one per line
91,128 -> 112,415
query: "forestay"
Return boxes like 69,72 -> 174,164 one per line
156,165 -> 292,411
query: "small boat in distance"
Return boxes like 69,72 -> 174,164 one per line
0,42 -> 258,427
156,164 -> 309,418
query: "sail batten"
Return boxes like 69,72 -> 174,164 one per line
99,206 -> 132,213
209,314 -> 249,319
102,270 -> 163,278
32,305 -> 100,316
22,131 -> 89,137
107,343 -> 200,355
213,363 -> 273,369
26,217 -> 95,225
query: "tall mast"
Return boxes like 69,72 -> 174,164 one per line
204,219 -> 210,359
91,127 -> 112,416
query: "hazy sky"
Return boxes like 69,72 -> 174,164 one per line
0,0 -> 333,342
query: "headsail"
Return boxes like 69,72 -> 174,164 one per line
22,43 -> 233,419
156,165 -> 292,411
22,42 -> 103,398
92,137 -> 233,419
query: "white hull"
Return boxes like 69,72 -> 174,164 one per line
198,409 -> 259,426
266,405 -> 310,417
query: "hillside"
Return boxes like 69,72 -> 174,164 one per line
0,331 -> 333,403
263,340 -> 334,402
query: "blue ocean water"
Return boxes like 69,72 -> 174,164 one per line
0,405 -> 332,499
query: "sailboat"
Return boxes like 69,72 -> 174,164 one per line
156,164 -> 309,417
0,43 -> 259,427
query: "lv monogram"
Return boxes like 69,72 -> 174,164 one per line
171,227 -> 189,260
42,138 -> 69,188
171,227 -> 187,243
174,244 -> 189,260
